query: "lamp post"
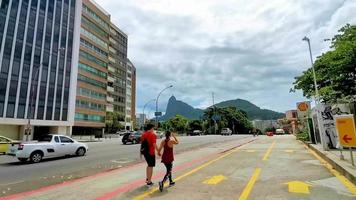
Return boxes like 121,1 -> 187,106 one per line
25,47 -> 66,141
155,85 -> 173,128
142,99 -> 155,130
302,36 -> 319,98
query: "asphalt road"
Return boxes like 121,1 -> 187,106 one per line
0,135 -> 250,195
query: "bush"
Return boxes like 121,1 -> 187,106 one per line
296,131 -> 309,141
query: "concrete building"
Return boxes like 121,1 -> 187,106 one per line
0,0 -> 82,140
73,0 -> 110,136
136,113 -> 146,130
125,59 -> 136,130
107,22 -> 128,128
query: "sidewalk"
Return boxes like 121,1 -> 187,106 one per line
0,137 -> 256,200
305,142 -> 356,184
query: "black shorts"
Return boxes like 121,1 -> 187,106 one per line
144,153 -> 156,167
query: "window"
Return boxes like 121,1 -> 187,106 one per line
82,4 -> 109,29
77,74 -> 106,88
77,87 -> 106,100
80,38 -> 108,58
75,113 -> 105,122
60,136 -> 73,143
81,27 -> 108,49
79,62 -> 107,78
82,16 -> 108,38
76,100 -> 105,111
54,136 -> 60,143
80,50 -> 107,68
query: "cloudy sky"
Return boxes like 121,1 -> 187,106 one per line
96,0 -> 356,116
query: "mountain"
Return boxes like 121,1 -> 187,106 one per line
159,96 -> 204,121
214,99 -> 285,120
160,96 -> 284,121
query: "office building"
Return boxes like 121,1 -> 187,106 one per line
126,59 -> 135,130
0,0 -> 81,140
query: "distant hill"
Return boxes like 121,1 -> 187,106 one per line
159,96 -> 284,121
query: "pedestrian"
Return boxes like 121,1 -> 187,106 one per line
140,123 -> 158,186
252,128 -> 257,137
158,131 -> 179,192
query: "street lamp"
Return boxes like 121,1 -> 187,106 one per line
302,36 -> 319,98
142,99 -> 155,130
155,85 -> 173,128
25,47 -> 66,141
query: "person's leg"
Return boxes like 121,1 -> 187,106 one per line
167,163 -> 174,184
147,166 -> 153,182
162,163 -> 170,183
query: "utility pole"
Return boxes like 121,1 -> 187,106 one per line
212,92 -> 217,135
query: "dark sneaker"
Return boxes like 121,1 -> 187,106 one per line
159,181 -> 163,192
169,182 -> 175,186
146,182 -> 154,187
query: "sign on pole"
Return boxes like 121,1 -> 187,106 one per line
297,101 -> 311,119
335,115 -> 356,147
154,112 -> 162,117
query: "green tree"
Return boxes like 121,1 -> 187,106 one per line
106,112 -> 125,133
166,115 -> 189,133
292,24 -> 356,103
187,120 -> 203,131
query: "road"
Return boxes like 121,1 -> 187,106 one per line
0,135 -> 249,196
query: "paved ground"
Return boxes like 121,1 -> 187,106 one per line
1,135 -> 355,200
0,135 -> 249,196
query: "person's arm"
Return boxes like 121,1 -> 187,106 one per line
172,132 -> 179,144
157,140 -> 164,156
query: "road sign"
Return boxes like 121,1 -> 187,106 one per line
335,115 -> 356,147
154,112 -> 162,117
296,101 -> 310,119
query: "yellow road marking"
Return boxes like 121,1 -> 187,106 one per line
203,175 -> 227,185
285,150 -> 294,153
285,181 -> 311,194
237,168 -> 261,200
303,143 -> 356,196
133,142 -> 253,200
262,141 -> 276,161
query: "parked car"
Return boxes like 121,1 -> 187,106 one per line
116,130 -> 128,136
7,135 -> 88,163
122,131 -> 142,144
156,131 -> 164,139
189,130 -> 203,136
275,129 -> 285,135
221,128 -> 232,136
0,136 -> 20,154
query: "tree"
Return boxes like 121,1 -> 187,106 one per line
187,120 -> 203,131
292,24 -> 356,103
105,112 -> 125,133
166,115 -> 189,133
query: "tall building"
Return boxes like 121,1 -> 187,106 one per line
0,0 -> 81,140
107,22 -> 127,128
72,0 -> 110,136
126,59 -> 136,130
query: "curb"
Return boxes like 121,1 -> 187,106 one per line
302,141 -> 356,185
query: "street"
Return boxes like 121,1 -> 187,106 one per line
0,135 -> 355,200
0,135 -> 248,196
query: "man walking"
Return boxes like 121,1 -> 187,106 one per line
140,123 -> 158,186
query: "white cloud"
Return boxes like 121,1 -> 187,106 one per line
96,0 -> 356,117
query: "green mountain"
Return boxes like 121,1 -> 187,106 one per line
160,96 -> 284,121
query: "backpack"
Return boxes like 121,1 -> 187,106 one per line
140,139 -> 149,155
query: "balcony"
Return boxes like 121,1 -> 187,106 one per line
107,76 -> 115,83
106,105 -> 114,112
107,86 -> 114,92
107,96 -> 114,102
108,65 -> 115,73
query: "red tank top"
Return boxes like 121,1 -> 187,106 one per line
162,139 -> 174,164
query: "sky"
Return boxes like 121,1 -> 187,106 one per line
96,0 -> 356,117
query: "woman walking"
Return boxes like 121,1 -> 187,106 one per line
158,131 -> 179,192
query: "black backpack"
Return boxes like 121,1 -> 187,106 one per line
140,139 -> 149,155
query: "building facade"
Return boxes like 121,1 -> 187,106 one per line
0,0 -> 81,140
106,22 -> 128,129
126,59 -> 136,130
72,0 -> 110,136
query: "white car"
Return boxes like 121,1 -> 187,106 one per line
7,134 -> 88,163
221,128 -> 232,136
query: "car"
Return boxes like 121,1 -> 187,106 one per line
122,131 -> 142,144
116,130 -> 128,136
189,130 -> 202,136
221,128 -> 232,136
156,131 -> 164,139
7,134 -> 88,163
0,136 -> 20,154
275,129 -> 285,135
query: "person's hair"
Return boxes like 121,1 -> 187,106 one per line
144,123 -> 155,131
165,131 -> 172,139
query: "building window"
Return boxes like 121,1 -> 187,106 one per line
78,74 -> 106,88
78,62 -> 107,78
77,87 -> 106,100
80,50 -> 107,68
75,112 -> 105,122
80,38 -> 108,58
76,100 -> 105,111
81,16 -> 108,38
81,27 -> 108,49
82,4 -> 109,29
